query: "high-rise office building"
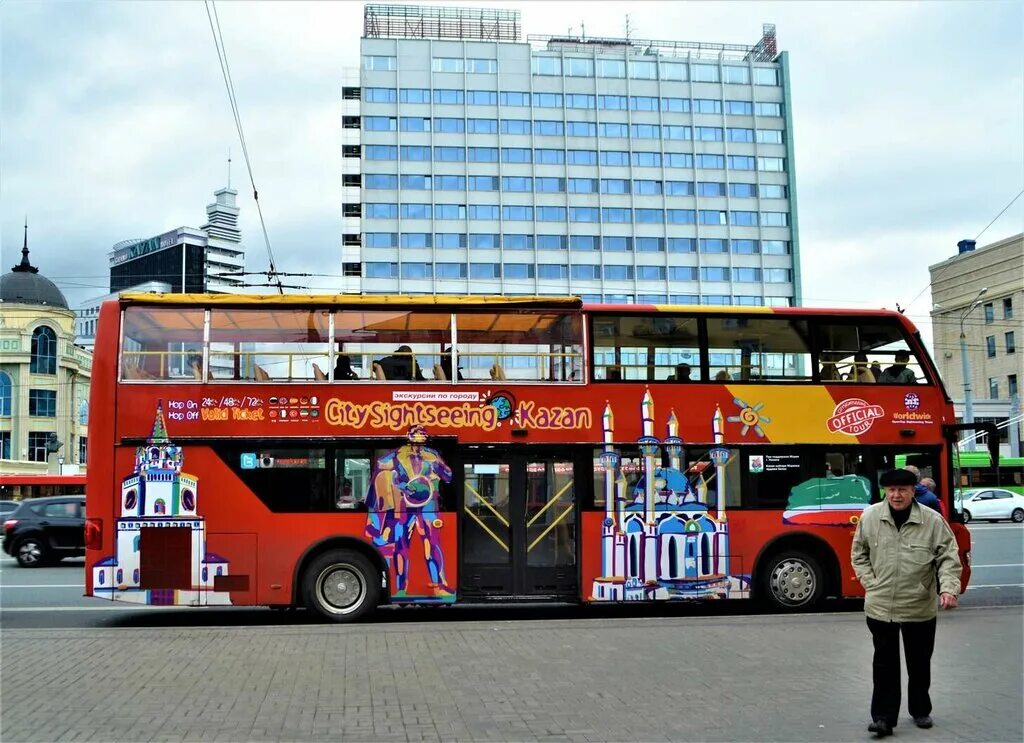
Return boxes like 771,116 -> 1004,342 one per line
341,4 -> 801,306
108,187 -> 245,295
76,185 -> 246,349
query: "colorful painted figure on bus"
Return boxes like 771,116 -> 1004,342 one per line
364,425 -> 454,600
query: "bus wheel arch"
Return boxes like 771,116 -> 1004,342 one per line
293,537 -> 388,617
752,533 -> 840,611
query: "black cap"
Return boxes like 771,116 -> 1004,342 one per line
879,469 -> 917,487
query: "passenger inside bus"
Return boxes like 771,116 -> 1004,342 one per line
333,355 -> 359,380
439,347 -> 464,381
847,352 -> 876,383
819,352 -> 844,382
376,346 -> 426,381
878,350 -> 917,384
335,478 -> 365,510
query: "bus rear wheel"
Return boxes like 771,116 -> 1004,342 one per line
302,549 -> 379,622
760,551 -> 825,611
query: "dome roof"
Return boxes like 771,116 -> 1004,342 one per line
1,235 -> 69,309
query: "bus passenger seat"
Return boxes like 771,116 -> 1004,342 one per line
254,365 -> 270,382
433,363 -> 447,381
312,363 -> 327,381
489,364 -> 507,381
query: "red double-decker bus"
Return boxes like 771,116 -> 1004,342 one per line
84,293 -> 986,620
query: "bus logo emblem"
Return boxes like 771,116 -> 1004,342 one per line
827,398 -> 884,436
904,393 -> 920,411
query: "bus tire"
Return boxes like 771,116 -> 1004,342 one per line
302,549 -> 379,622
962,510 -> 972,524
759,551 -> 825,611
1011,508 -> 1024,523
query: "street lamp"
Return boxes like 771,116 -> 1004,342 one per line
960,287 -> 988,451
57,455 -> 65,476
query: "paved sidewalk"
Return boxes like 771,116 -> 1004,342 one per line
1,606 -> 1021,742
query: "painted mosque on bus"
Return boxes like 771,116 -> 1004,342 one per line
591,390 -> 747,601
92,403 -> 233,605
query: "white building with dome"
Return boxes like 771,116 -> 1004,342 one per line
0,227 -> 91,473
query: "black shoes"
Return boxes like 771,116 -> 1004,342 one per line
914,716 -> 934,729
868,720 -> 893,738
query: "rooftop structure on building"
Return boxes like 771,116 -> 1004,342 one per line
0,225 -> 91,473
107,186 -> 245,295
75,184 -> 246,348
1,222 -> 69,309
930,233 -> 1023,456
341,4 -> 800,308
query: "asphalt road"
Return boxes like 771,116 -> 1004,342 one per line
2,523 -> 1020,629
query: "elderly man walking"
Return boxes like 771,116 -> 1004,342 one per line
851,469 -> 962,738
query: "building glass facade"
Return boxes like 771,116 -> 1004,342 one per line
342,9 -> 799,306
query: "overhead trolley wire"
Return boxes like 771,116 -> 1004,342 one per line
902,188 -> 1024,313
204,0 -> 284,295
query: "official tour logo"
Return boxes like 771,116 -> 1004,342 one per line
904,393 -> 921,411
827,398 -> 885,436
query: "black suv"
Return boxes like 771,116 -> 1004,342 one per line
3,496 -> 86,567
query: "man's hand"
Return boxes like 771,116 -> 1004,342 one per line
939,592 -> 958,610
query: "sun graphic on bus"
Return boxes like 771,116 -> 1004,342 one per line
727,398 -> 771,438
481,390 -> 516,422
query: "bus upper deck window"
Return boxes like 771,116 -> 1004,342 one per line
120,307 -> 205,381
815,320 -> 927,385
590,315 -> 700,382
334,311 -> 452,382
454,312 -> 582,382
705,317 -> 811,382
208,309 -> 330,382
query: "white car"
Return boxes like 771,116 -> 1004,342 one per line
957,488 -> 1024,523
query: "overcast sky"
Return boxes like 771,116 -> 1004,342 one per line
2,1 -> 1022,348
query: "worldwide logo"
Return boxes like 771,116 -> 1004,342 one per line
827,398 -> 885,436
904,393 -> 921,411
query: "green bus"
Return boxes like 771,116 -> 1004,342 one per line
898,452 -> 1024,495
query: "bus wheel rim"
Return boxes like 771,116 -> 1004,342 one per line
316,565 -> 366,614
770,558 -> 814,606
18,541 -> 41,564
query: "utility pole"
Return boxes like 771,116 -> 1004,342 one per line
960,287 -> 988,451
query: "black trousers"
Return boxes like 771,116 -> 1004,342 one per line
867,616 -> 937,724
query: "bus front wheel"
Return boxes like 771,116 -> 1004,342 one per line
760,551 -> 825,611
302,549 -> 379,622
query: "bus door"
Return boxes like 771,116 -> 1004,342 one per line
460,450 -> 581,598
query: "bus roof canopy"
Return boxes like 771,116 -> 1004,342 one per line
118,293 -> 582,310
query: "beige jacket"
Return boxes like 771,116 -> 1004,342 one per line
851,500 -> 961,622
